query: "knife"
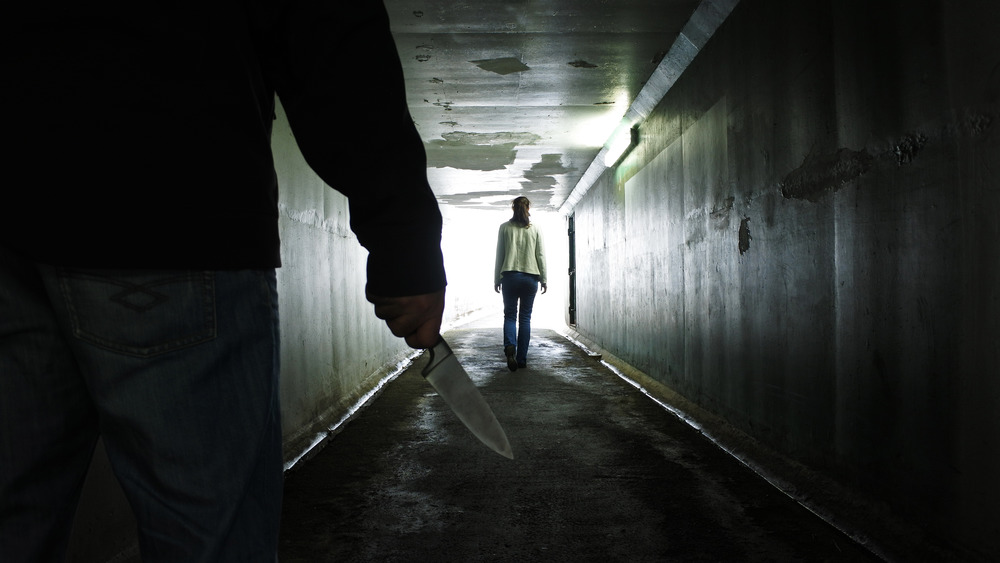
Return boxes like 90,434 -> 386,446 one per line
421,337 -> 514,459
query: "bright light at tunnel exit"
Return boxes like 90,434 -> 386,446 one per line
439,206 -> 568,331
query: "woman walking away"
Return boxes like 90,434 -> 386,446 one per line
494,196 -> 547,371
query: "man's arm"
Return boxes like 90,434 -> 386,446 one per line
263,2 -> 447,342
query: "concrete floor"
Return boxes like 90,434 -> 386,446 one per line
279,327 -> 881,562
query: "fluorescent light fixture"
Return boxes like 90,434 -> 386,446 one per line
571,91 -> 631,147
604,126 -> 639,167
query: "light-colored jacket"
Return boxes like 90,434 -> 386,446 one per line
494,220 -> 546,286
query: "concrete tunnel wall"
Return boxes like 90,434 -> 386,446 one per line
272,99 -> 419,464
568,0 -> 998,559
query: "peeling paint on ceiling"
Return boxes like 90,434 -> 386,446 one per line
425,142 -> 518,171
425,131 -> 542,172
435,190 -> 525,208
521,154 -> 575,191
436,131 -> 541,146
387,0 -> 706,211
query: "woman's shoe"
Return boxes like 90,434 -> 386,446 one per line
504,346 -> 518,372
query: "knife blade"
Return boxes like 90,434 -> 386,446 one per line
421,337 -> 514,459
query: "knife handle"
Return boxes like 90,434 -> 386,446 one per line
421,337 -> 453,377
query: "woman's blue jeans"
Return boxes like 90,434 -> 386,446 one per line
0,246 -> 282,562
501,271 -> 539,365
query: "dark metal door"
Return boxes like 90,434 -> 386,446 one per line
567,215 -> 577,325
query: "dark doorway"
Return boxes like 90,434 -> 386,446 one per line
567,214 -> 577,326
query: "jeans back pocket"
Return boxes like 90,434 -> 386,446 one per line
57,270 -> 216,357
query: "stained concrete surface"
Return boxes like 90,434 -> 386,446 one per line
279,327 -> 879,562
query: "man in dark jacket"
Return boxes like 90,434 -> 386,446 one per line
0,2 -> 446,560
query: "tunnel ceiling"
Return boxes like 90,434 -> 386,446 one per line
387,0 -> 703,212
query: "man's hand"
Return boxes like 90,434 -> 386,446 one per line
541,283 -> 548,294
494,283 -> 501,293
367,289 -> 446,349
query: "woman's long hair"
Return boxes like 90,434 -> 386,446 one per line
511,196 -> 531,227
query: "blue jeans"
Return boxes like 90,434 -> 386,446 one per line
501,271 -> 539,365
0,246 -> 282,562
